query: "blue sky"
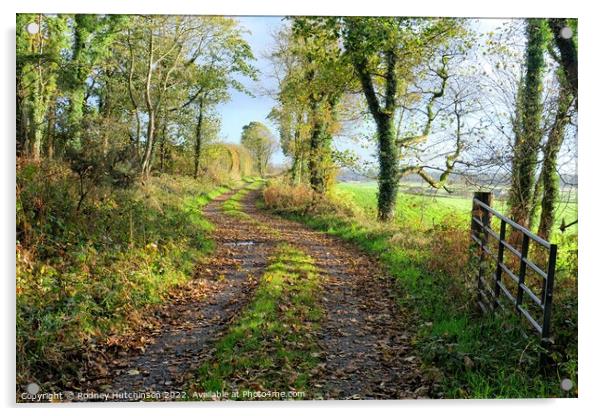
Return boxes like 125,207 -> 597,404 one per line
216,16 -> 285,162
215,17 -> 513,168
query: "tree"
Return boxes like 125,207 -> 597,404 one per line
172,17 -> 257,178
537,69 -> 574,240
64,15 -> 123,150
507,19 -> 549,228
268,20 -> 353,193
267,27 -> 311,185
341,17 -> 466,220
534,21 -> 577,239
548,18 -> 578,105
288,17 -> 355,193
241,122 -> 278,176
16,14 -> 257,186
121,16 -> 255,178
16,14 -> 68,160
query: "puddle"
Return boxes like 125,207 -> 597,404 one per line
224,241 -> 256,247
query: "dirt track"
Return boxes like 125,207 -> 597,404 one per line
80,184 -> 429,400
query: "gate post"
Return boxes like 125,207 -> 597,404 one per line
471,192 -> 492,244
472,192 -> 492,312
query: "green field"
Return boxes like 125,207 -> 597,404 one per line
335,181 -> 578,238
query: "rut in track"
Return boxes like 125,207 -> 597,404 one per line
82,188 -> 273,399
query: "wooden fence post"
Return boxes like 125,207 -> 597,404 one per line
471,191 -> 492,244
472,192 -> 492,312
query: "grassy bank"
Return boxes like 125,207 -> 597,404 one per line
262,180 -> 577,398
191,243 -> 323,400
16,160 -> 242,388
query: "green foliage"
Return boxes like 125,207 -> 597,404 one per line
16,14 -> 257,179
200,144 -> 257,182
240,122 -> 278,177
16,14 -> 69,158
270,18 -> 353,190
191,244 -> 323,399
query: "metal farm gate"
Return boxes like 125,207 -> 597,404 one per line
470,192 -> 558,362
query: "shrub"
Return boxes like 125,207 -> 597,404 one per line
263,180 -> 358,219
424,216 -> 471,279
263,182 -> 315,213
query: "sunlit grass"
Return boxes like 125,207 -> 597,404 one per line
222,180 -> 265,219
335,181 -> 578,237
191,244 -> 323,400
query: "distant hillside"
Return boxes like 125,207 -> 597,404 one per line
337,167 -> 578,190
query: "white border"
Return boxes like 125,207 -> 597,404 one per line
2,1 -> 599,415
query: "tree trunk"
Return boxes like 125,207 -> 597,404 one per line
548,19 -> 578,105
45,96 -> 57,159
193,100 -> 204,179
290,120 -> 302,184
375,113 -> 399,221
67,15 -> 92,146
159,122 -> 167,172
16,80 -> 28,156
508,19 -> 547,228
30,85 -> 44,161
140,30 -> 155,178
148,116 -> 162,172
30,14 -> 44,161
354,50 -> 399,221
141,112 -> 155,177
126,28 -> 142,159
100,78 -> 113,157
528,170 -> 543,228
537,74 -> 573,240
308,98 -> 327,193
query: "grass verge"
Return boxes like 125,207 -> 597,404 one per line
190,243 -> 323,400
261,181 -> 577,398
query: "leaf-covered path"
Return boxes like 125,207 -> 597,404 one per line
82,183 -> 429,400
241,189 -> 429,399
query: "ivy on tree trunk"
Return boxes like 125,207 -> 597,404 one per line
537,71 -> 573,240
508,19 -> 548,228
354,51 -> 399,221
